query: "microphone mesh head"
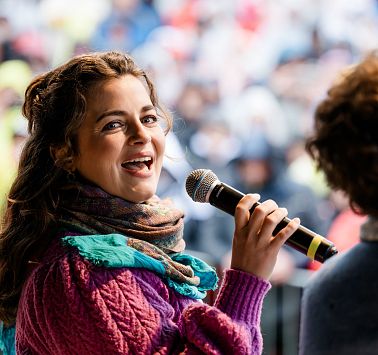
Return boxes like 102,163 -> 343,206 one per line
185,169 -> 219,203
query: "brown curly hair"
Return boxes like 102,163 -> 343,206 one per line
0,51 -> 172,325
306,51 -> 378,217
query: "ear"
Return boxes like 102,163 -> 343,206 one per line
50,144 -> 76,172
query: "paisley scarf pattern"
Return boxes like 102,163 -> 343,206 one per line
58,183 -> 185,253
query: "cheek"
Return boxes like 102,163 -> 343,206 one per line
85,134 -> 122,155
155,133 -> 166,163
76,136 -> 123,171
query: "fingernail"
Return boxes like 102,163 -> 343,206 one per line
293,217 -> 301,224
252,193 -> 260,200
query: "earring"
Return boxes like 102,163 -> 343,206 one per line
66,169 -> 76,182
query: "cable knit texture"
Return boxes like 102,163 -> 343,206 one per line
16,239 -> 271,354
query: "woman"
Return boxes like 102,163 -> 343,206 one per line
299,51 -> 378,354
0,51 -> 299,354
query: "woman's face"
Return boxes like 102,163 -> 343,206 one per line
73,74 -> 166,202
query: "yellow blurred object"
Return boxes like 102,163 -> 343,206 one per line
0,60 -> 33,97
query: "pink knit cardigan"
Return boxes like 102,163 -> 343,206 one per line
16,240 -> 270,354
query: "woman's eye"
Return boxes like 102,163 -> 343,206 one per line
142,115 -> 158,125
102,121 -> 123,131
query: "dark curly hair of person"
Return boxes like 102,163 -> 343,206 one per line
306,51 -> 378,217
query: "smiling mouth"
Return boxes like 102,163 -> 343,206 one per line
121,157 -> 153,171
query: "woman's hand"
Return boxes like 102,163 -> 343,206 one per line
230,194 -> 300,280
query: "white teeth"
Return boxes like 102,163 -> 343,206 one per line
125,157 -> 152,163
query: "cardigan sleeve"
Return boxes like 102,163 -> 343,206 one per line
16,252 -> 270,355
181,269 -> 271,354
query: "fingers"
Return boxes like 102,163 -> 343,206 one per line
234,193 -> 260,232
255,203 -> 286,238
253,200 -> 300,250
234,195 -> 300,247
271,217 -> 301,250
232,195 -> 301,280
248,199 -> 280,237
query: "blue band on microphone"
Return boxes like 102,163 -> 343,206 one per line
192,170 -> 210,201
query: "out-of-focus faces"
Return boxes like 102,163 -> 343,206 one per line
238,159 -> 270,189
73,74 -> 166,202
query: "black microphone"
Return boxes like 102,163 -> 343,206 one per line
185,169 -> 338,263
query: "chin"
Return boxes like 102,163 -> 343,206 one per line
123,189 -> 156,203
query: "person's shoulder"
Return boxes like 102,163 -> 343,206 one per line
304,241 -> 378,298
300,242 -> 378,354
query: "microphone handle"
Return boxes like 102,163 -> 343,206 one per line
209,182 -> 337,263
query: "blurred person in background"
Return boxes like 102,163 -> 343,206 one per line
300,51 -> 378,354
173,79 -> 208,152
90,0 -> 161,52
206,127 -> 328,354
309,190 -> 367,271
230,128 -> 327,269
0,59 -> 32,212
285,135 -> 331,200
0,50 -> 300,354
171,75 -> 244,266
157,130 -> 217,266
0,16 -> 18,62
325,191 -> 367,254
223,85 -> 292,150
178,116 -> 242,267
173,78 -> 221,154
10,30 -> 49,74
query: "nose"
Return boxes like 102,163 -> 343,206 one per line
127,120 -> 151,145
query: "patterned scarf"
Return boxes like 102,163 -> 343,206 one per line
58,182 -> 217,297
58,183 -> 186,253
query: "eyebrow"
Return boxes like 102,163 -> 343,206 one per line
95,105 -> 156,123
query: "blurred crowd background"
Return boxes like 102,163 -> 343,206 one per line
0,0 -> 375,353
